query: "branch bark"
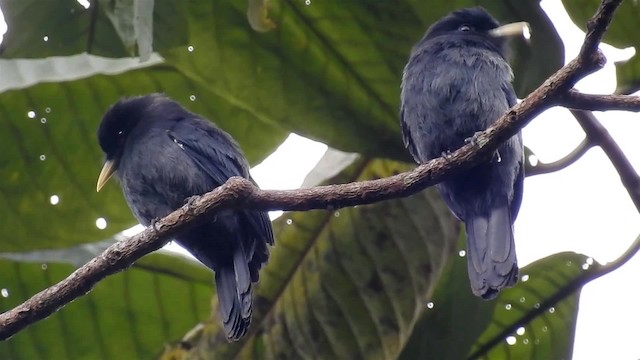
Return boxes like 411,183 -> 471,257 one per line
0,0 -> 628,342
561,90 -> 640,112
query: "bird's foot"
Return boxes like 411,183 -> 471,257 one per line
492,150 -> 502,163
465,131 -> 500,161
464,131 -> 485,147
441,150 -> 454,162
185,195 -> 201,208
150,217 -> 162,232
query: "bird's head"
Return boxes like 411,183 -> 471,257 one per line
96,94 -> 169,192
421,7 -> 530,56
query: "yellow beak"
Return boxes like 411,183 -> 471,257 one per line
96,160 -> 117,192
489,21 -> 531,40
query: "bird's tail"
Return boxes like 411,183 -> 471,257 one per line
215,241 -> 253,341
465,206 -> 518,300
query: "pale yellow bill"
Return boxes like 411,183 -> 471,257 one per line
96,160 -> 117,192
489,21 -> 531,40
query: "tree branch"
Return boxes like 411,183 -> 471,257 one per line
561,90 -> 640,112
0,0 -> 626,342
570,109 -> 640,211
525,137 -> 594,177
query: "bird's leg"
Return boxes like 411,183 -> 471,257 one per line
493,151 -> 502,163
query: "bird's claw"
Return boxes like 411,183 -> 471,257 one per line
441,150 -> 454,162
150,218 -> 161,232
185,195 -> 201,208
464,131 -> 501,162
464,131 -> 485,146
492,150 -> 502,163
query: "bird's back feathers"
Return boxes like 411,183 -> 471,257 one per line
399,7 -> 524,299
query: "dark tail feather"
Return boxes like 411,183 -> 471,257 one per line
465,206 -> 518,300
215,242 -> 253,341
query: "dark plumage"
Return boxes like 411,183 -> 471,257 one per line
96,94 -> 274,340
400,7 -> 526,299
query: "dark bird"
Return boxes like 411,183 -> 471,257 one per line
96,94 -> 274,340
400,7 -> 528,299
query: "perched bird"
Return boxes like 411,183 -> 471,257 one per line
96,94 -> 274,340
400,7 -> 528,299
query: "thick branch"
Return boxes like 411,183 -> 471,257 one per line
561,90 -> 640,112
0,0 -> 627,342
570,109 -> 640,211
526,137 -> 593,177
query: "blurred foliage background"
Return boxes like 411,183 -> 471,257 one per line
0,0 -> 637,359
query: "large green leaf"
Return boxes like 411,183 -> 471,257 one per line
157,157 -> 460,359
0,0 -> 563,253
399,245 -> 589,359
161,0 -> 562,160
0,0 -> 188,58
0,250 -> 213,360
0,60 -> 286,252
468,252 -> 589,359
0,2 -> 577,357
1,0 -> 563,159
561,0 -> 640,93
615,55 -> 640,94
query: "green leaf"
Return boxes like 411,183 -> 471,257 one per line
0,59 -> 286,252
561,0 -> 639,49
401,251 -> 591,360
0,250 -> 213,360
98,0 -> 155,61
161,157 -> 460,359
0,0 -> 188,58
0,0 -> 564,251
469,252 -> 590,359
161,0 -> 562,160
2,0 -> 563,160
615,52 -> 640,95
561,0 -> 640,93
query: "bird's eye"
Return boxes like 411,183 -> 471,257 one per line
458,25 -> 472,32
116,130 -> 126,144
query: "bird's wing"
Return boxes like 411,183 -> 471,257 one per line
167,117 -> 275,248
501,82 -> 524,221
399,107 -> 421,161
167,118 -> 248,186
502,82 -> 518,108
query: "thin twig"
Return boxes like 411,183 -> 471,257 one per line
570,109 -> 640,211
526,137 -> 594,177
